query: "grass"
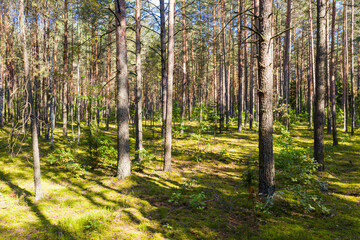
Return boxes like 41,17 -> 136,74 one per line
0,119 -> 359,240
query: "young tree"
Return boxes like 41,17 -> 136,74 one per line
19,0 -> 43,200
258,0 -> 275,197
115,0 -> 131,179
164,0 -> 175,172
314,0 -> 326,171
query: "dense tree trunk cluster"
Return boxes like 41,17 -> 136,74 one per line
0,0 -> 359,199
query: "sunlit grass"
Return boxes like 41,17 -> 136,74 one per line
0,119 -> 359,239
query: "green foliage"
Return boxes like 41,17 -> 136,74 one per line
274,126 -> 330,214
48,149 -> 85,175
133,149 -> 156,172
85,219 -> 101,231
168,192 -> 182,205
84,124 -> 117,169
189,192 -> 206,210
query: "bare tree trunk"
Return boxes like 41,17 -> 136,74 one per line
160,0 -> 167,138
213,0 -> 218,135
314,0 -> 326,171
308,0 -> 315,128
62,0 -> 68,137
221,0 -> 229,129
180,0 -> 187,135
0,51 -> 3,127
164,0 -> 175,172
135,0 -> 143,161
326,0 -> 331,134
106,18 -> 111,131
115,0 -> 131,179
20,0 -> 43,200
258,0 -> 275,197
330,0 -> 338,145
342,2 -> 348,132
237,0 -> 243,133
350,0 -> 355,136
283,0 -> 292,129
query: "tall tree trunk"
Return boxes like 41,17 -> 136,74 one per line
314,0 -> 326,171
342,2 -> 348,132
50,25 -> 56,148
0,51 -> 3,127
308,0 -> 315,128
115,0 -> 131,179
62,0 -> 68,137
180,0 -> 187,135
106,18 -> 111,131
237,0 -> 243,133
258,0 -> 275,197
330,0 -> 338,145
221,0 -> 229,129
164,0 -> 175,172
160,0 -> 167,138
283,0 -> 291,129
20,0 -> 43,200
350,0 -> 355,136
213,0 -> 218,135
326,0 -> 331,134
135,0 -> 143,161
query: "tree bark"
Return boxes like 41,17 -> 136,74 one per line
180,0 -> 187,135
258,0 -> 275,197
20,0 -> 43,200
164,0 -> 175,172
62,0 -> 68,137
115,0 -> 131,179
342,2 -> 348,132
160,0 -> 167,138
330,0 -> 338,145
308,0 -> 315,128
314,0 -> 326,171
350,0 -> 355,136
135,0 -> 143,161
283,0 -> 291,129
237,0 -> 243,133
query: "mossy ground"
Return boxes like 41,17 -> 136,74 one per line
0,120 -> 359,239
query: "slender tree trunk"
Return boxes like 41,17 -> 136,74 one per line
314,0 -> 326,171
237,0 -> 243,133
20,0 -> 43,200
135,0 -> 143,161
62,0 -> 68,136
221,0 -> 229,129
106,19 -> 111,131
0,53 -> 3,127
180,0 -> 187,135
283,0 -> 291,129
342,2 -> 348,132
160,0 -> 167,138
326,0 -> 331,134
330,0 -> 338,145
213,0 -> 218,135
115,0 -> 131,179
164,0 -> 175,172
258,0 -> 275,197
308,0 -> 315,128
350,0 -> 355,136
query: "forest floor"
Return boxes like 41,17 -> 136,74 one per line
0,120 -> 359,240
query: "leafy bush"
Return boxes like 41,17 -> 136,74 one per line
133,149 -> 156,172
85,124 -> 117,169
48,149 -> 85,175
189,191 -> 206,210
274,127 -> 330,214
